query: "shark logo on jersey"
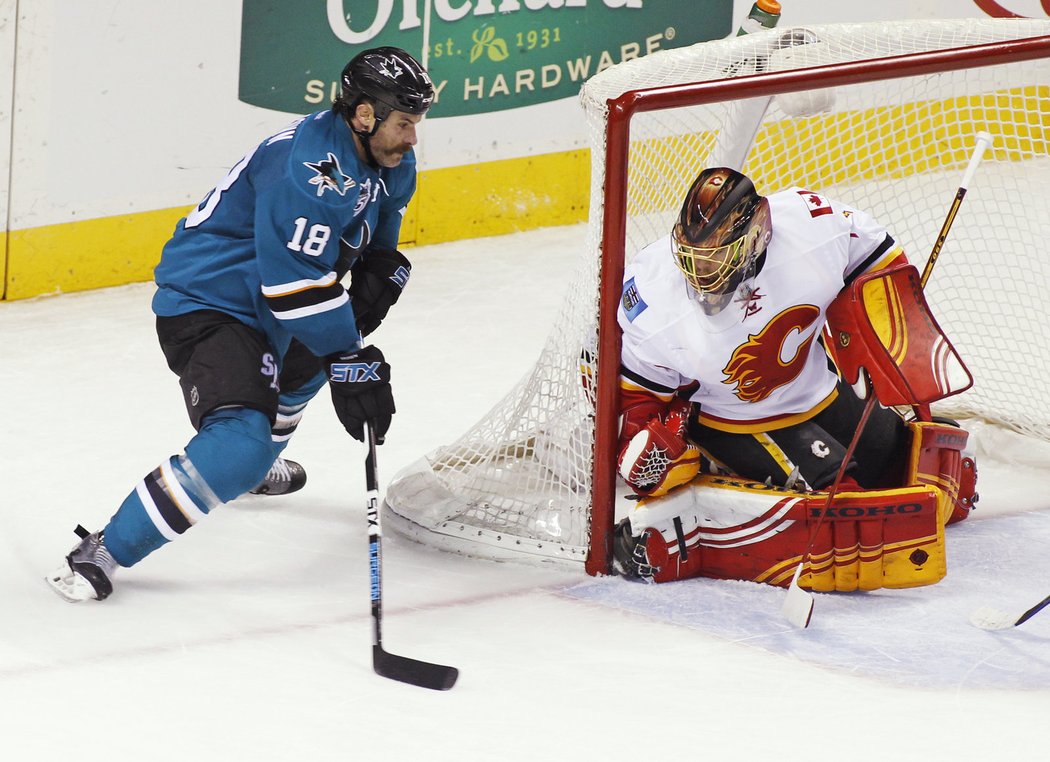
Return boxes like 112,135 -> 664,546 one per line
354,179 -> 380,216
722,304 -> 822,403
304,153 -> 354,197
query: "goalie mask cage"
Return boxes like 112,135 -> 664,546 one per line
385,18 -> 1050,575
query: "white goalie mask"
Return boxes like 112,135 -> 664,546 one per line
672,167 -> 772,315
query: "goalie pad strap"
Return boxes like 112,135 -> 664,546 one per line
905,420 -> 977,525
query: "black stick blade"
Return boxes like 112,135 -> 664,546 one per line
374,646 -> 459,691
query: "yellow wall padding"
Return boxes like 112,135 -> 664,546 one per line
3,148 -> 591,300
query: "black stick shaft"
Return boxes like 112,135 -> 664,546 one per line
1015,593 -> 1050,626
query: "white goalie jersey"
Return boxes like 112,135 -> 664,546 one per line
618,187 -> 904,431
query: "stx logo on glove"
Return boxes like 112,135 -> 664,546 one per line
330,361 -> 383,383
389,265 -> 410,289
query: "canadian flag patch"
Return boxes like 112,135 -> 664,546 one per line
797,189 -> 833,217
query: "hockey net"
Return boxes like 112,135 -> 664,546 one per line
384,18 -> 1050,574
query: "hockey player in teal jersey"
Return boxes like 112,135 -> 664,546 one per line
46,47 -> 434,602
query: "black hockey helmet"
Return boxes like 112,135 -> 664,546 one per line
337,46 -> 434,127
672,167 -> 771,314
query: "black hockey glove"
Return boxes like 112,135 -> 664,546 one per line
326,345 -> 395,443
349,247 -> 412,337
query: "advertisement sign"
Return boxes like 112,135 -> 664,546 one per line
239,0 -> 732,117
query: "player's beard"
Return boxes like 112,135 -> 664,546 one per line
370,140 -> 412,168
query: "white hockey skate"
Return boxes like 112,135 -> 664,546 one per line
249,457 -> 307,496
45,525 -> 118,602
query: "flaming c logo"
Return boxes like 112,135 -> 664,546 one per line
722,304 -> 822,402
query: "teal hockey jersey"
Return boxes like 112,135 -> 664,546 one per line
152,109 -> 416,361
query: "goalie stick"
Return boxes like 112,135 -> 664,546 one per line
970,593 -> 1050,631
781,392 -> 877,628
782,131 -> 995,628
364,421 -> 459,690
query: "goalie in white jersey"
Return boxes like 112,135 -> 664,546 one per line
617,167 -> 911,499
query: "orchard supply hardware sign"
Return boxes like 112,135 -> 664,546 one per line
238,0 -> 731,117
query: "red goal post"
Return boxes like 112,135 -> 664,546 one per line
385,18 -> 1050,576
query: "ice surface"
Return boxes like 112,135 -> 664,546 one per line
2,224 -> 1049,761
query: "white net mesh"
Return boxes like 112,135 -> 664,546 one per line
384,18 -> 1050,569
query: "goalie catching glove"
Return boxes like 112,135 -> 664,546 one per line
618,399 -> 701,497
349,247 -> 411,337
327,345 -> 395,444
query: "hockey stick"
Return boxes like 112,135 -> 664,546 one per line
921,131 -> 994,287
365,420 -> 459,690
971,593 -> 1050,631
782,131 -> 994,628
781,393 -> 876,628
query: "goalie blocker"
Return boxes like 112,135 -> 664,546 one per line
614,262 -> 978,589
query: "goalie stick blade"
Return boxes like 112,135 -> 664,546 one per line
781,566 -> 814,629
374,646 -> 459,691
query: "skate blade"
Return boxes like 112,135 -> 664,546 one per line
44,565 -> 98,603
